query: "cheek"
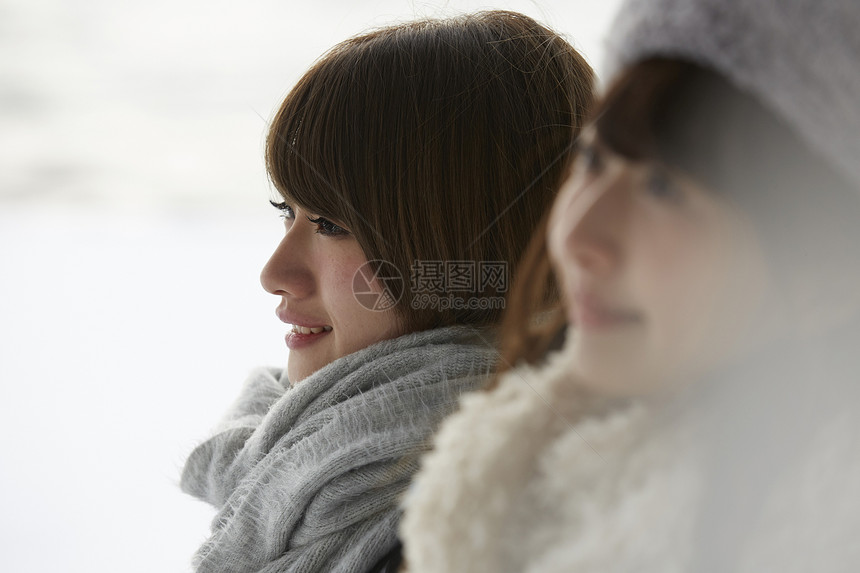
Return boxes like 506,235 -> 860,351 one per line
323,252 -> 373,320
641,230 -> 723,320
324,254 -> 403,348
636,215 -> 767,380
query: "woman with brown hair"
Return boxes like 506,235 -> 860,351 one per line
401,1 -> 860,571
180,10 -> 594,573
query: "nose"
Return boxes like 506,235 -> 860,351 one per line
260,228 -> 315,298
549,168 -> 626,276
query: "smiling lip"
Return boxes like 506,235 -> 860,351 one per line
276,307 -> 332,350
570,293 -> 641,330
285,328 -> 331,350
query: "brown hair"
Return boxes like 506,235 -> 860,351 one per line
497,57 -> 860,374
266,11 -> 594,333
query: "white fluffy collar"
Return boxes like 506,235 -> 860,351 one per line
401,345 -> 860,573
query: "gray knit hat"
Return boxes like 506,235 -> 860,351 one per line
604,0 -> 860,188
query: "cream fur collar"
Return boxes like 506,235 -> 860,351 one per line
401,344 -> 860,572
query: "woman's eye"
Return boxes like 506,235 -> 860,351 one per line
307,215 -> 350,237
269,200 -> 349,236
576,142 -> 603,175
269,200 -> 295,220
646,168 -> 683,203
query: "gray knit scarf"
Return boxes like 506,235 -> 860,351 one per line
181,325 -> 497,573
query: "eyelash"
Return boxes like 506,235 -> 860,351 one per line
270,200 -> 295,220
574,142 -> 684,205
581,146 -> 603,174
646,168 -> 683,203
306,215 -> 349,237
574,139 -> 603,176
269,200 -> 350,237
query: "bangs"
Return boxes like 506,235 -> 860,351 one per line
593,59 -> 687,162
594,58 -> 828,201
265,41 -> 368,229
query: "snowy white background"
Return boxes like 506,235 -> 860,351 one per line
0,1 -> 620,571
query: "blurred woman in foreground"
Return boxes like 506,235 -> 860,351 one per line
402,1 -> 860,571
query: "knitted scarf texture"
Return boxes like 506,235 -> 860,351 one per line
181,325 -> 496,573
